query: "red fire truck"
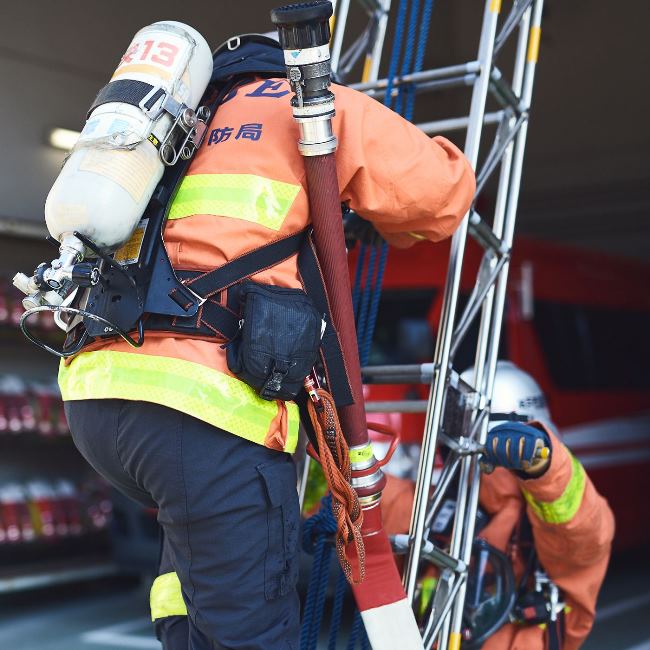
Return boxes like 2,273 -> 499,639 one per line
356,236 -> 650,551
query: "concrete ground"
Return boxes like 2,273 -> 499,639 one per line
0,551 -> 648,650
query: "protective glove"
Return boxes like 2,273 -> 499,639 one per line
481,422 -> 551,477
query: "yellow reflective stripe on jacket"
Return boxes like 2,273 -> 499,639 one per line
58,351 -> 300,453
150,572 -> 187,621
522,454 -> 586,524
168,173 -> 301,231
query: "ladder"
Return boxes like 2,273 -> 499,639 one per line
330,1 -> 545,647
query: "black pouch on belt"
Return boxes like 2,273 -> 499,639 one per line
226,281 -> 323,401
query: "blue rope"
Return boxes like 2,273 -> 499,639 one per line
301,496 -> 338,650
346,611 -> 361,650
310,539 -> 332,650
405,0 -> 435,120
383,0 -> 410,110
301,538 -> 329,650
394,0 -> 421,116
360,241 -> 389,365
355,245 -> 377,359
327,566 -> 349,650
346,609 -> 371,650
355,0 -> 428,367
361,624 -> 371,650
414,0 -> 435,74
354,0 -> 412,363
352,243 -> 368,319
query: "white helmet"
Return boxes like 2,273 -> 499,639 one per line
461,361 -> 552,427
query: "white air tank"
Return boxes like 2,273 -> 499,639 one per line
45,21 -> 213,253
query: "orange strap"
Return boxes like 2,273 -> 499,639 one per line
307,388 -> 366,584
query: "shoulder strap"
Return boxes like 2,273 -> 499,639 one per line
144,230 -> 309,341
298,234 -> 354,408
185,229 -> 308,298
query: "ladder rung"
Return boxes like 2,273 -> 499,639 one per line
417,110 -> 503,135
468,212 -> 509,254
362,363 -> 435,384
365,74 -> 477,101
421,540 -> 467,573
392,534 -> 467,573
366,400 -> 428,413
350,61 -> 479,94
490,67 -> 523,113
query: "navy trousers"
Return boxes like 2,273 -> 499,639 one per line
65,399 -> 301,650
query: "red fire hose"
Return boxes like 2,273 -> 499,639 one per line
271,2 -> 424,647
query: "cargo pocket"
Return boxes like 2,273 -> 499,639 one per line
257,458 -> 300,601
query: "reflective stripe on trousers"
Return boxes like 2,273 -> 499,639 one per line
151,572 -> 187,620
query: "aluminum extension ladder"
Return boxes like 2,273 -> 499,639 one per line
330,1 -> 545,647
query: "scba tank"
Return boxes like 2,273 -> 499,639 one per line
45,21 -> 213,253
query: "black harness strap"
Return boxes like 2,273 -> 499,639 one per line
143,228 -> 354,408
144,230 -> 306,340
547,613 -> 564,650
298,236 -> 354,407
185,230 -> 308,297
88,79 -> 165,119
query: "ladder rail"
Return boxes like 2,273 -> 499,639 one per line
403,0 -> 501,605
446,3 -> 543,643
331,0 -> 392,84
366,0 -> 392,82
330,0 -> 352,72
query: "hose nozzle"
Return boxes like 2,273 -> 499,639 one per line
271,1 -> 337,156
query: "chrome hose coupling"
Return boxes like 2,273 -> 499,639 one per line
271,1 -> 337,156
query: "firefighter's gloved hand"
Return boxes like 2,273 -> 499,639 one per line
482,422 -> 551,477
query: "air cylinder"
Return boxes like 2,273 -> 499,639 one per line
44,21 -> 213,253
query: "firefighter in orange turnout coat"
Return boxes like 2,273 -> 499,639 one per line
382,362 -> 615,649
61,35 -> 476,649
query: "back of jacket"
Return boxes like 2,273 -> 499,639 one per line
59,78 -> 476,452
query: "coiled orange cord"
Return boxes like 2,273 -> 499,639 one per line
307,388 -> 366,584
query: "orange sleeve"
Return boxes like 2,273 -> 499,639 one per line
517,427 -> 615,650
332,84 -> 476,248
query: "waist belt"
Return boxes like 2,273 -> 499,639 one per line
70,228 -> 354,408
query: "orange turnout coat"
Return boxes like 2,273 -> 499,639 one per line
59,78 -> 475,453
382,425 -> 615,649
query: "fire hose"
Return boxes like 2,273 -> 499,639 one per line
271,3 -> 423,648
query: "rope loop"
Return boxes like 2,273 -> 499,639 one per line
307,389 -> 366,584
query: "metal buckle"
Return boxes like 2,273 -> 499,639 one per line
159,104 -> 210,167
138,86 -> 167,119
227,36 -> 241,51
139,84 -> 210,166
179,278 -> 207,308
159,94 -> 184,120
